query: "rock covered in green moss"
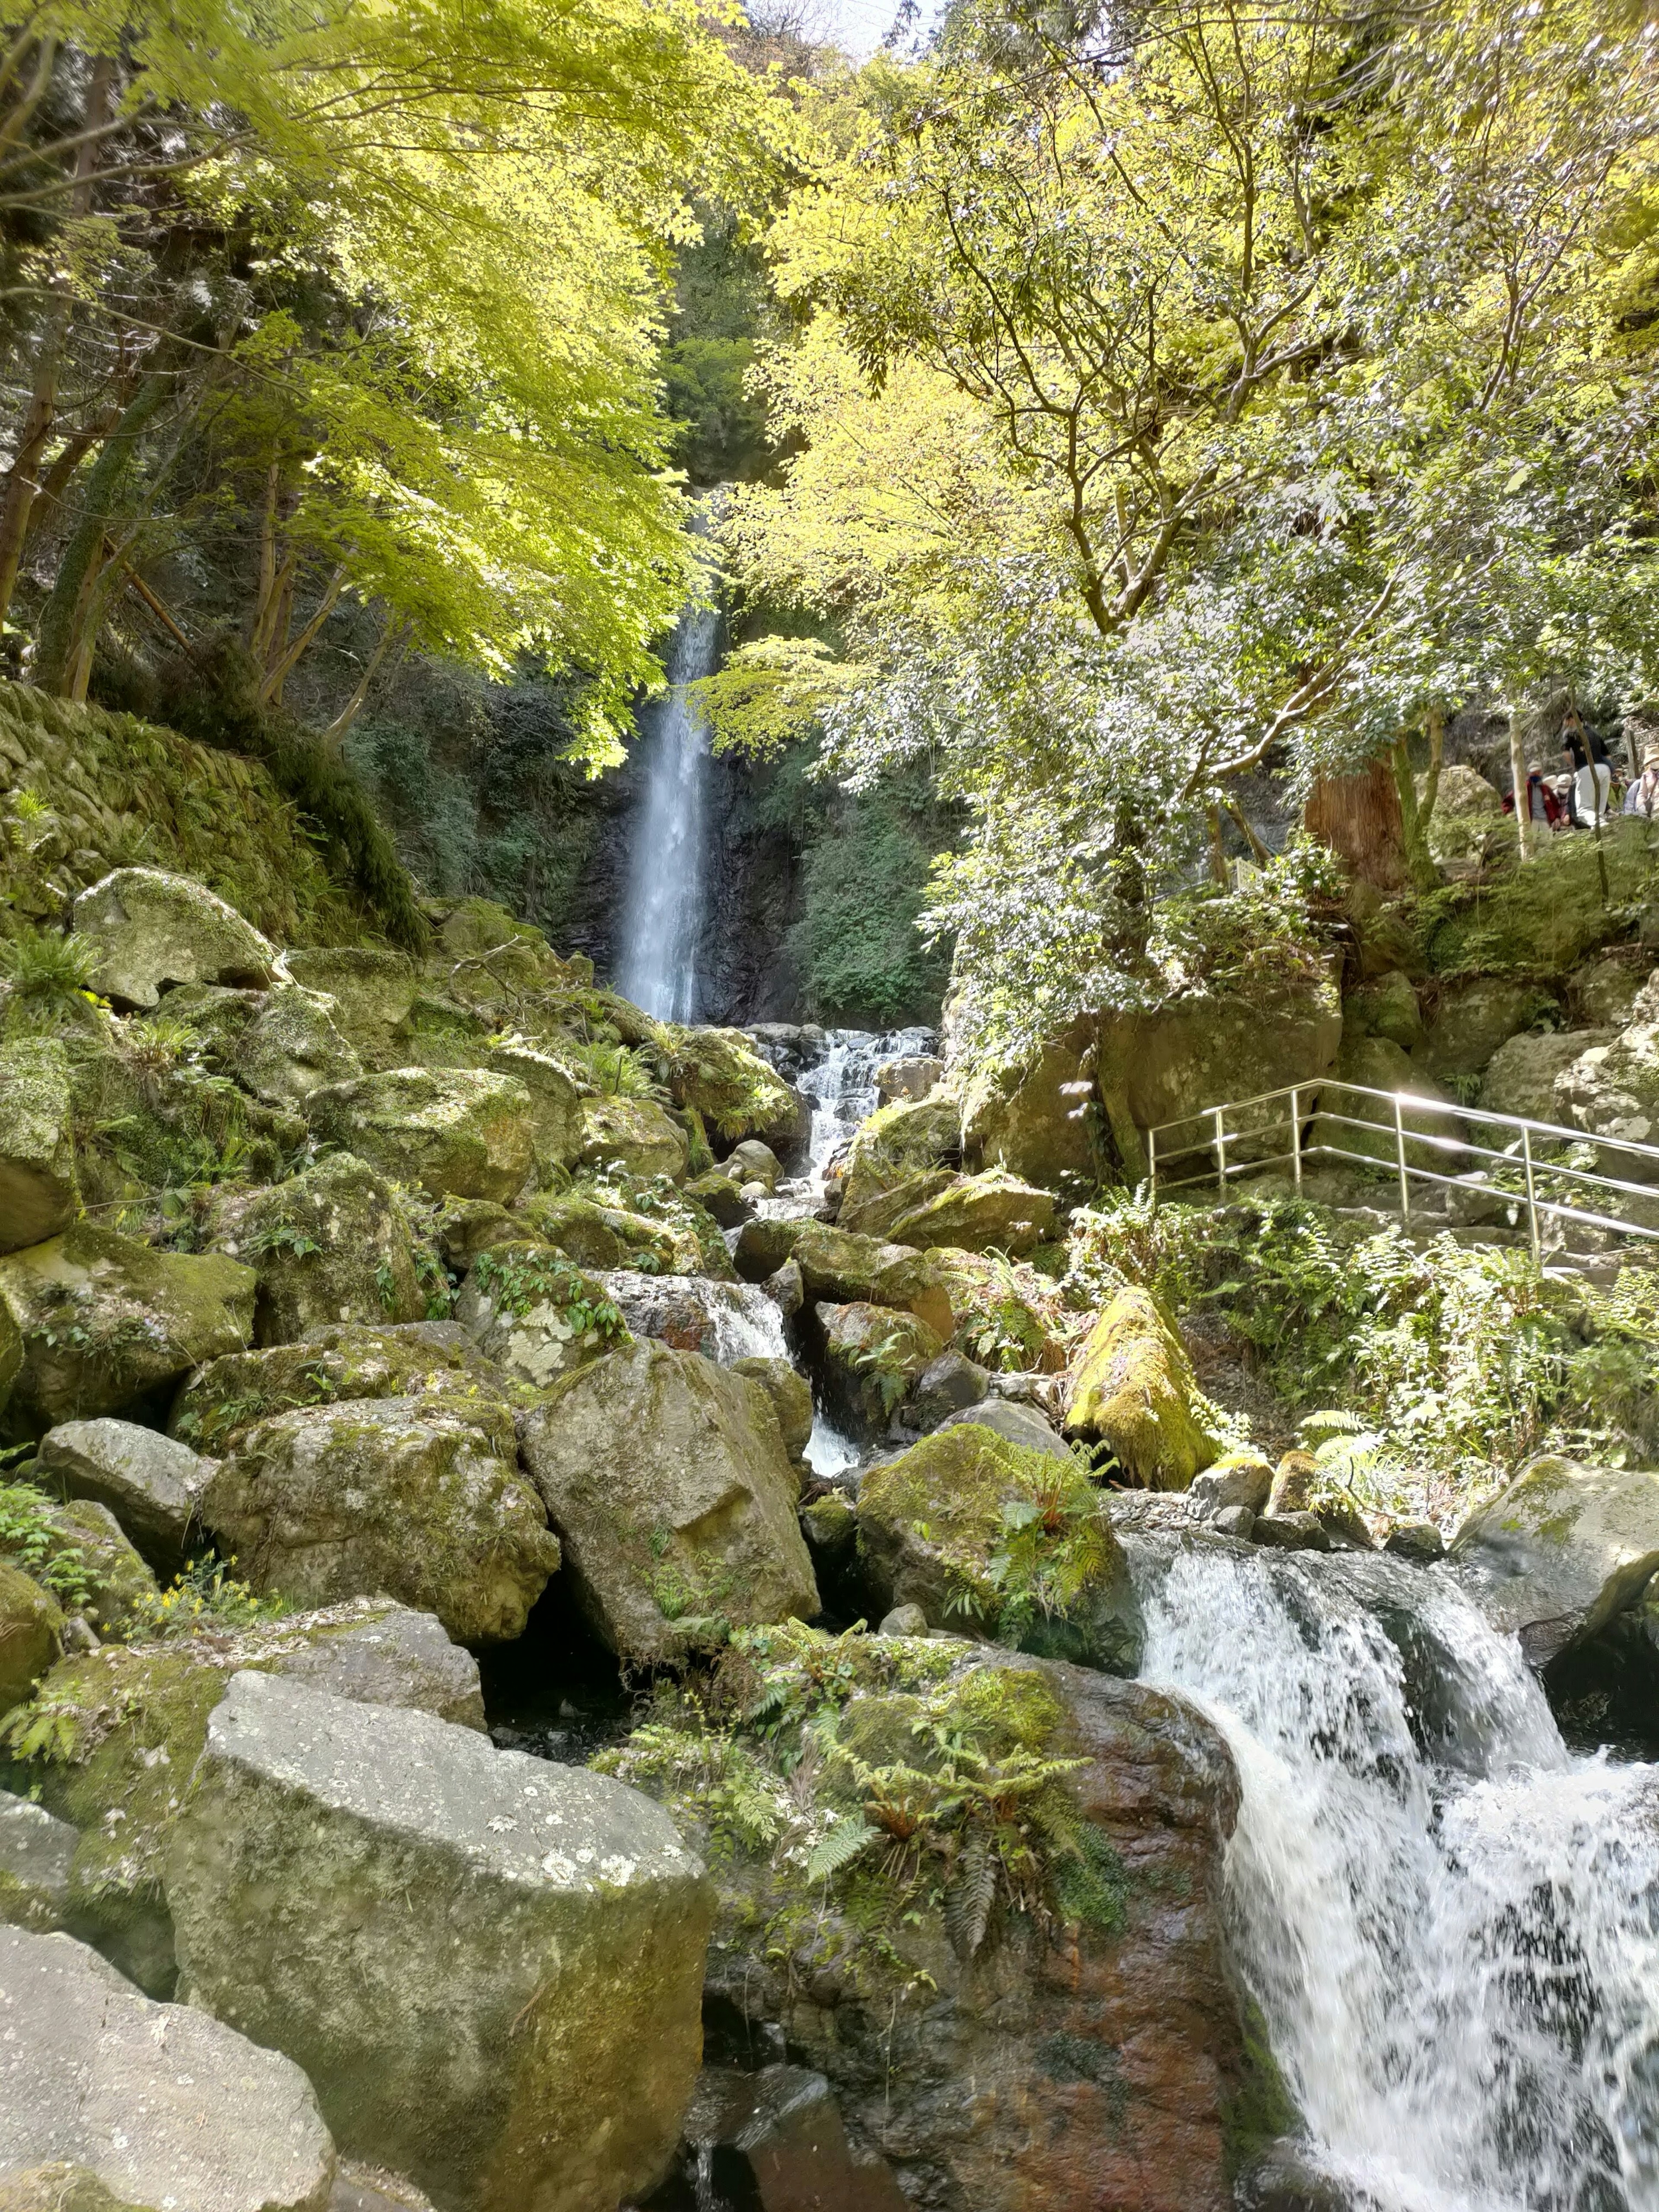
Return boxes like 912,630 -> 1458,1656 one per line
232,983 -> 363,1106
576,1095 -> 688,1182
0,1925 -> 336,2211
7,1599 -> 488,1993
0,1307 -> 18,1425
0,1037 -> 76,1255
684,1167 -> 754,1230
924,1247 -> 1070,1374
69,869 -> 278,1011
813,1301 -> 943,1442
0,2164 -> 158,2212
1415,975 -> 1559,1081
1449,1453 -> 1659,1666
452,1243 -> 626,1393
837,1167 -> 955,1241
1569,951 -> 1655,1029
1426,824 -> 1652,980
958,1019 -> 1096,1194
731,1356 -> 812,1462
11,1497 -> 157,1641
735,1220 -> 956,1340
170,1322 -> 512,1456
518,1341 -> 818,1666
0,1560 -> 61,1713
839,1092 -> 962,1217
879,1168 -> 1057,1258
207,1151 -> 427,1343
663,1025 -> 807,1157
281,947 -> 420,1065
306,1067 -> 534,1203
202,1397 -> 558,1642
484,1041 -> 582,1167
1344,969 -> 1424,1053
0,1227 -> 255,1439
169,1672 -> 713,2212
1064,1287 -> 1218,1491
36,1419 -> 210,1572
517,1191 -> 678,1275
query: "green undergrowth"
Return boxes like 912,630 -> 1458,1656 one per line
0,1482 -> 94,1610
595,1621 -> 1131,1988
1069,1191 -> 1659,1515
470,1246 -> 626,1341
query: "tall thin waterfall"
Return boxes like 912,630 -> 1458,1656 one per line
616,512 -> 721,1022
1137,1546 -> 1659,2212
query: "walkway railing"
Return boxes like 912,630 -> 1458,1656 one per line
1145,1079 -> 1659,1264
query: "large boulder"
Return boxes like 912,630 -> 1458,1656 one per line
1343,969 -> 1424,1053
879,1169 -> 1056,1258
36,1418 -> 210,1573
306,1068 -> 535,1203
0,1793 -> 76,1933
1554,975 -> 1659,1180
857,1425 -> 1140,1671
837,1167 -> 955,1243
575,1096 -> 689,1182
1064,1288 -> 1219,1490
485,1042 -> 582,1168
200,1398 -> 559,1643
1569,952 -> 1656,1030
0,1038 -> 76,1255
69,869 -> 277,1011
1415,976 -> 1558,1082
518,1192 -> 678,1275
812,1301 -> 943,1442
281,949 -> 420,1067
1310,1033 -> 1461,1174
730,1356 -> 812,1462
3,1497 -> 157,1643
169,1322 -> 510,1457
594,1272 -> 788,1367
8,1601 -> 486,1994
170,1672 -> 715,2212
1421,762 -> 1503,862
1449,1455 -> 1659,1667
0,1926 -> 335,2211
0,1561 -> 62,1713
662,1025 -> 809,1160
959,1019 -> 1096,1193
232,985 -> 363,1107
925,1246 -> 1070,1375
0,1227 -> 254,1438
1479,1028 -> 1613,1124
0,1310 -> 16,1427
839,1093 -> 963,1219
734,1221 -> 955,1341
206,1151 -> 429,1345
451,1243 -> 627,1393
517,1341 -> 818,1665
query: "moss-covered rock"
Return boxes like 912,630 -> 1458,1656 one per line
451,1242 -> 627,1393
576,1095 -> 689,1182
925,1248 -> 1071,1374
170,1321 -> 512,1456
1415,976 -> 1559,1081
1555,974 -> 1659,1178
202,1397 -> 559,1644
485,1042 -> 582,1169
837,1167 -> 956,1242
0,1306 -> 19,1424
0,1037 -> 76,1255
1569,951 -> 1655,1029
1311,1033 -> 1461,1172
814,1301 -> 944,1442
735,1221 -> 956,1340
0,2164 -> 157,2212
0,1227 -> 255,1439
517,1340 -> 818,1665
880,1169 -> 1057,1259
1450,1453 -> 1659,1667
683,1166 -> 755,1230
207,1151 -> 427,1344
306,1066 -> 535,1203
8,1498 -> 157,1641
839,1093 -> 962,1217
1425,825 -> 1652,980
281,947 -> 421,1065
731,1356 -> 812,1462
231,984 -> 362,1107
1344,969 -> 1424,1052
516,1191 -> 678,1275
661,1025 -> 807,1157
0,1560 -> 62,1713
959,1019 -> 1097,1195
1479,1028 -> 1614,1123
1064,1287 -> 1218,1490
69,869 -> 277,1011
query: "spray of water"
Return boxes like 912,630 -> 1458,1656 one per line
1137,1546 -> 1659,2212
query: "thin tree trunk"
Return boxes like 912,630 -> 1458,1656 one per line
1391,704 -> 1443,893
247,462 -> 283,656
1508,706 -> 1530,863
33,366 -> 170,692
123,566 -> 191,649
321,613 -> 411,749
0,55 -> 112,628
1206,803 -> 1228,886
257,565 -> 345,703
1224,797 -> 1271,864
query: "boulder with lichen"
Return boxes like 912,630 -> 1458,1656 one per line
206,1152 -> 428,1344
1064,1288 -> 1219,1491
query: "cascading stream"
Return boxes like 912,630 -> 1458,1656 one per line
1135,1546 -> 1659,2212
616,503 -> 722,1022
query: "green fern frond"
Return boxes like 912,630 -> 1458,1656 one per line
805,1816 -> 878,1882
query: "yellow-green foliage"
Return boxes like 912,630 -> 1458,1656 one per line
1424,825 -> 1657,980
1065,1285 -> 1220,1490
927,1246 -> 1074,1372
660,1024 -> 797,1144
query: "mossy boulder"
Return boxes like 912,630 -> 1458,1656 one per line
880,1169 -> 1056,1259
837,1168 -> 955,1242
813,1301 -> 944,1442
451,1243 -> 627,1393
1421,762 -> 1503,862
1415,976 -> 1559,1081
0,1037 -> 76,1255
959,1019 -> 1096,1194
662,1025 -> 807,1158
0,1227 -> 254,1439
207,1151 -> 427,1344
516,1191 -> 678,1275
924,1248 -> 1069,1374
1064,1288 -> 1218,1490
484,1042 -> 582,1169
1480,1028 -> 1614,1123
1449,1454 -> 1659,1667
731,1356 -> 812,1462
576,1095 -> 689,1182
1554,974 -> 1659,1178
517,1340 -> 818,1666
6,1599 -> 486,1993
306,1066 -> 534,1202
683,1167 -> 755,1230
230,984 -> 362,1108
201,1397 -> 559,1644
734,1221 -> 956,1341
1425,825 -> 1652,980
1344,969 -> 1424,1053
430,1198 -> 516,1271
0,1560 -> 62,1714
170,1322 -> 512,1456
0,1794 -> 77,1937
1311,1033 -> 1461,1173
0,1308 -> 18,1424
169,1672 -> 713,2212
839,1093 -> 963,1217
6,1498 -> 156,1641
281,947 -> 421,1065
1569,951 -> 1655,1029
857,1425 -> 1140,1671
35,1419 -> 210,1573
69,869 -> 277,1011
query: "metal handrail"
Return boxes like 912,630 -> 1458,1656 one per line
1144,1077 -> 1659,1265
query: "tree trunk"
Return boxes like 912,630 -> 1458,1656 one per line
1205,804 -> 1228,886
1303,759 -> 1411,892
32,368 -> 171,693
1391,705 -> 1444,893
1507,707 -> 1530,863
257,565 -> 346,704
321,613 -> 411,749
0,56 -> 113,629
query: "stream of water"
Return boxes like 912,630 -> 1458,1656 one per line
1137,1545 -> 1659,2212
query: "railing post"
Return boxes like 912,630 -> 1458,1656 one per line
1522,1124 -> 1540,1267
1394,1095 -> 1410,1218
1214,1105 -> 1227,1197
1290,1085 -> 1302,1193
1148,1122 -> 1158,1214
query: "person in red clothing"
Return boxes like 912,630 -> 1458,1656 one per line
1503,762 -> 1563,828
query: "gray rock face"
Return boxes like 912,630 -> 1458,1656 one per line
201,1397 -> 560,1644
1554,976 -> 1659,1179
269,1603 -> 485,1731
70,868 -> 277,1011
517,1341 -> 819,1665
934,1400 -> 1071,1460
234,985 -> 364,1108
0,1037 -> 76,1255
37,1418 -> 210,1571
909,1349 -> 990,1430
1449,1454 -> 1659,1665
729,1356 -> 812,1462
0,1794 -> 76,1928
170,1673 -> 714,2212
451,1244 -> 623,1392
1189,1455 -> 1274,1519
0,1925 -> 334,2210
1478,1027 -> 1614,1124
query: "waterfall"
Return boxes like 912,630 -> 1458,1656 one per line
617,512 -> 722,1022
1137,1545 -> 1659,2212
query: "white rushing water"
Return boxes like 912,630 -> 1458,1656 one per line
616,521 -> 721,1022
795,1023 -> 935,1193
1138,1547 -> 1659,2212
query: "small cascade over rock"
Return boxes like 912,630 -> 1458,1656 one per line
1137,1544 -> 1659,2212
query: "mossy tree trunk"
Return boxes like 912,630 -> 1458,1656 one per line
1391,704 -> 1444,893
